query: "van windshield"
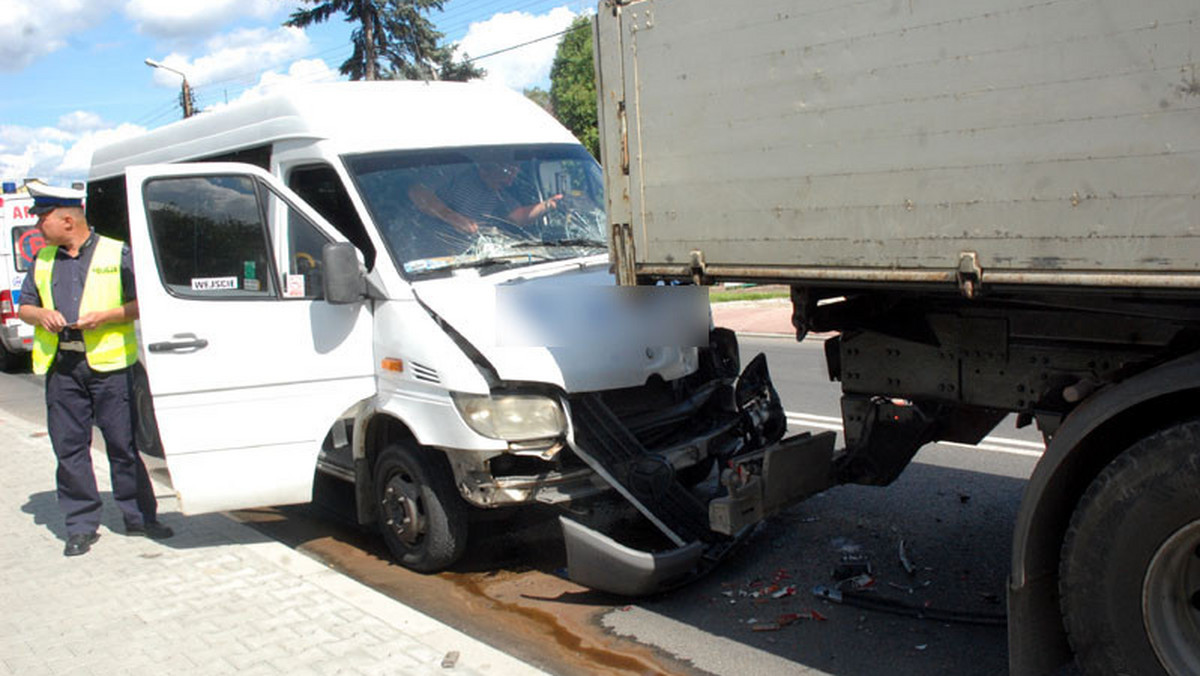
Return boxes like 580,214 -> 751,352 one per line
344,144 -> 607,277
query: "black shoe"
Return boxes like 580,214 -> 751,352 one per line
125,521 -> 174,540
64,532 -> 99,557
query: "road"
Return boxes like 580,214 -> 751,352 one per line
0,335 -> 1043,675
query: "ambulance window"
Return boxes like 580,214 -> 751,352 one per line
142,175 -> 277,299
287,164 -> 375,270
11,226 -> 44,273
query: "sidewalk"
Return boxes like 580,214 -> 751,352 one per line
711,297 -> 795,337
0,407 -> 547,676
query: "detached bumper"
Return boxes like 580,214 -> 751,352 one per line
560,517 -> 707,596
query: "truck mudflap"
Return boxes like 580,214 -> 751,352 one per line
562,354 -> 837,595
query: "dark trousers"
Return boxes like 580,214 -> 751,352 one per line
46,353 -> 157,535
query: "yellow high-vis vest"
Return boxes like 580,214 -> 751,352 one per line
31,235 -> 138,375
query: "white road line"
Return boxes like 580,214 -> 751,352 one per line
785,411 -> 1045,458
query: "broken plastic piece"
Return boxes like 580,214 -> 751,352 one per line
899,539 -> 916,576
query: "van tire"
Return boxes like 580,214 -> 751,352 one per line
1058,420 -> 1200,675
373,442 -> 468,573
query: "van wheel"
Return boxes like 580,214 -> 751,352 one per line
1058,421 -> 1200,675
373,442 -> 467,573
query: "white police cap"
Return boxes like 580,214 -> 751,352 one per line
28,183 -> 86,215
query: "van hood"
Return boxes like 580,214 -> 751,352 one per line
411,258 -> 706,392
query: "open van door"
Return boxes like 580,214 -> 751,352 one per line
124,163 -> 376,514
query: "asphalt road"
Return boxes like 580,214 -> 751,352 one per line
1,335 -> 1045,675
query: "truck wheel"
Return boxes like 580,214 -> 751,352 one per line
1059,420 -> 1200,675
373,442 -> 468,573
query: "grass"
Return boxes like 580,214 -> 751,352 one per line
707,285 -> 790,303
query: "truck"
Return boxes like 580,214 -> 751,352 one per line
590,1 -> 1200,674
85,81 -> 783,578
0,181 -> 41,371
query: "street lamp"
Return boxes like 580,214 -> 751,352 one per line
144,58 -> 195,119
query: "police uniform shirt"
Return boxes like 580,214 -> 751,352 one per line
20,232 -> 137,343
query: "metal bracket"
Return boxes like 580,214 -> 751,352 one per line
689,249 -> 707,286
957,251 -> 982,299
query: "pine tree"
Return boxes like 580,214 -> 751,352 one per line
285,0 -> 483,82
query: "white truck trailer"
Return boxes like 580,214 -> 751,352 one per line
592,1 -> 1200,674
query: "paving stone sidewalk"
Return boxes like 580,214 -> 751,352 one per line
0,408 -> 546,676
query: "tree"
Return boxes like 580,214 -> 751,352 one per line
285,0 -> 482,82
523,87 -> 552,114
549,17 -> 598,159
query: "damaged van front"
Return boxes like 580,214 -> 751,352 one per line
96,82 -> 789,590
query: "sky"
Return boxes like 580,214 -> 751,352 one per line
0,0 -> 592,187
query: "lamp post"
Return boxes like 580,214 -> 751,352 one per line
144,58 -> 195,119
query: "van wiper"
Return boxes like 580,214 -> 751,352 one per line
513,238 -> 607,249
445,253 -> 550,273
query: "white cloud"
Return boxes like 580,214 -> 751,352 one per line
457,7 -> 578,92
207,58 -> 340,111
0,120 -> 144,186
149,26 -> 312,90
124,0 -> 293,40
57,111 -> 107,134
0,0 -> 119,71
57,123 -> 146,177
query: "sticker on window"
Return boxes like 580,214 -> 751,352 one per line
284,273 -> 306,298
244,278 -> 261,292
191,276 -> 238,291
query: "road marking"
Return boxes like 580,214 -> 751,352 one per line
785,411 -> 1045,458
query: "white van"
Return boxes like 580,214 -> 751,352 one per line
0,183 -> 40,371
87,81 -> 783,589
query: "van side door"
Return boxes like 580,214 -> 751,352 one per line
124,163 -> 376,514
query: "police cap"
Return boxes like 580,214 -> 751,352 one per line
28,183 -> 86,215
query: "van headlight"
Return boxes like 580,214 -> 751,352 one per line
451,393 -> 566,441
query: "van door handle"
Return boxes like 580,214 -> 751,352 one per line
148,336 -> 209,353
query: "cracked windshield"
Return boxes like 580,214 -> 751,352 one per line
346,144 -> 607,276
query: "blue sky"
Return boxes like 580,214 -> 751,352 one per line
0,0 -> 591,186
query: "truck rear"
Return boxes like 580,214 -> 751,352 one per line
595,1 -> 1200,674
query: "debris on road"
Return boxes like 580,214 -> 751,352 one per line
898,539 -> 917,576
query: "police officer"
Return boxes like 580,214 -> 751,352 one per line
17,183 -> 173,556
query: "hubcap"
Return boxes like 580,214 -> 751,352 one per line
1143,519 -> 1200,675
380,470 -> 425,546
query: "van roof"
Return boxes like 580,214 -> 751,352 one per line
88,81 -> 580,181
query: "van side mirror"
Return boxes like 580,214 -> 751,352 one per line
322,242 -> 366,304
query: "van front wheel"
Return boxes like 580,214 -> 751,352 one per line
373,442 -> 468,573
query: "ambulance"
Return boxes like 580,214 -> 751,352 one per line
0,181 -> 42,371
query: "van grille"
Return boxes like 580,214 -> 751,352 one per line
411,361 -> 440,383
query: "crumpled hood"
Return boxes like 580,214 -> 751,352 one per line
411,258 -> 706,392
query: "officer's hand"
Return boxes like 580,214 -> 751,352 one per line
75,311 -> 107,330
39,309 -> 69,333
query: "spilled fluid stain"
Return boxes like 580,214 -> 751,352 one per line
443,571 -> 676,676
239,505 -> 693,676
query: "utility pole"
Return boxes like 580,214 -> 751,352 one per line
144,58 -> 195,119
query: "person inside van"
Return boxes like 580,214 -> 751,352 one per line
407,161 -> 562,237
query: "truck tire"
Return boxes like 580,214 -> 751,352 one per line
1059,420 -> 1200,675
373,442 -> 468,573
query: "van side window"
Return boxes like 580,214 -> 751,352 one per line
287,164 -> 375,270
283,208 -> 331,300
142,175 -> 277,299
86,175 -> 131,243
